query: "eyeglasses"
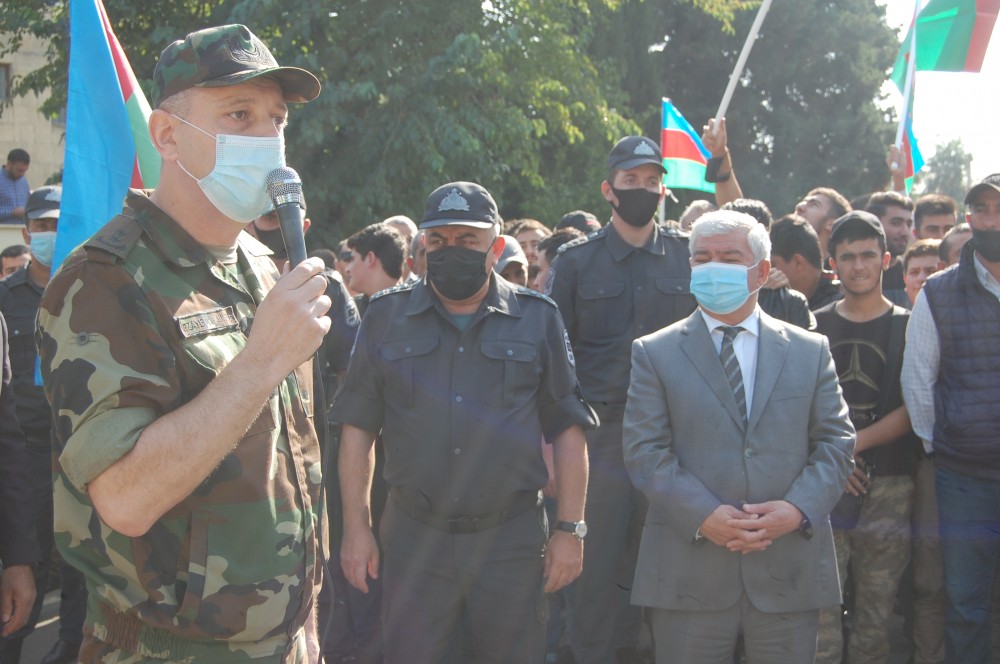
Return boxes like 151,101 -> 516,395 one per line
339,251 -> 353,262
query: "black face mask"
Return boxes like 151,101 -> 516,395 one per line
252,220 -> 287,259
426,243 -> 492,300
971,227 -> 1000,262
610,186 -> 661,227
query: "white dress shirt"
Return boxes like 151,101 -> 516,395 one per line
901,254 -> 1000,453
700,307 -> 761,418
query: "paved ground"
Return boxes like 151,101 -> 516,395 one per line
18,589 -> 916,663
22,588 -> 61,663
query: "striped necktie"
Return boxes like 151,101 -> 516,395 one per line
719,326 -> 747,426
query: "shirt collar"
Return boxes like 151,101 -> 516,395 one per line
700,305 -> 761,338
605,222 -> 666,262
973,252 -> 1000,298
405,273 -> 522,319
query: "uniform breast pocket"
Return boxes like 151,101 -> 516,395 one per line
578,281 -> 626,339
479,340 -> 539,408
380,337 -> 439,407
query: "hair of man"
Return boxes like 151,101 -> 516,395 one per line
690,210 -> 771,263
721,198 -> 774,230
914,193 -> 957,231
538,227 -> 584,264
939,222 -> 972,263
809,187 -> 852,220
903,238 -> 942,272
6,148 -> 29,165
866,190 -> 915,219
770,214 -> 823,270
346,222 -> 408,280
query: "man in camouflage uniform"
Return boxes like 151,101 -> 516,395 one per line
36,25 -> 331,663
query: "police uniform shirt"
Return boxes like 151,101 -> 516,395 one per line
331,276 -> 594,517
547,223 -> 697,411
0,265 -> 50,438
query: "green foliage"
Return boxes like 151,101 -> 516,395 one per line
592,0 -> 899,218
915,139 -> 974,205
1,0 -> 898,250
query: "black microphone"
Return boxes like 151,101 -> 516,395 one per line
266,166 -> 308,268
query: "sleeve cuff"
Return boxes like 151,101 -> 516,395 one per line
60,406 -> 156,492
329,389 -> 384,433
540,391 -> 599,443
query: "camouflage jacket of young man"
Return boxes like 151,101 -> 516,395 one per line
36,190 -> 326,662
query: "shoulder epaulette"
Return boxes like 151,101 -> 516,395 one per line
83,213 -> 144,264
370,280 -> 417,301
659,225 -> 688,239
557,227 -> 606,254
515,286 -> 557,307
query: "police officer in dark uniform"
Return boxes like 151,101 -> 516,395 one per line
547,136 -> 698,663
334,181 -> 595,663
0,186 -> 86,664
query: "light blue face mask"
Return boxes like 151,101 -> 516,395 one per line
689,261 -> 762,315
172,115 -> 285,224
29,230 -> 57,267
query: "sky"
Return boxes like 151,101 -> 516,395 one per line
880,0 -> 999,180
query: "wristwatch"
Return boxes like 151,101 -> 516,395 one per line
555,520 -> 588,540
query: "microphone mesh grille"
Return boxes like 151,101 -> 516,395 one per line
266,167 -> 303,201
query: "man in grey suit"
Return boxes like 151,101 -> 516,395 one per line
623,210 -> 855,663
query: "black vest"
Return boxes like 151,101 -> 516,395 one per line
923,242 -> 1000,480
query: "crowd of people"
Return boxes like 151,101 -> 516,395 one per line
1,21 -> 999,664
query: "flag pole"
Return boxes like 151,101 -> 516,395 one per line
659,98 -> 667,223
892,1 -> 920,166
712,0 -> 773,134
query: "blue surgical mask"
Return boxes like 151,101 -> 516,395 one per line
172,115 -> 285,224
689,261 -> 761,315
29,231 -> 57,267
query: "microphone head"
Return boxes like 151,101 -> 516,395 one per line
266,166 -> 303,204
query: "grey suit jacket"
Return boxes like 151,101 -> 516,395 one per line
623,308 -> 855,613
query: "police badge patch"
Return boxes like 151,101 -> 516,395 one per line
563,329 -> 575,367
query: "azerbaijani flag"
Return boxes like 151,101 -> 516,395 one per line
661,98 -> 715,195
55,0 -> 160,269
891,0 -> 1000,87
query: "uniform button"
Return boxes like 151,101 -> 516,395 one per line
744,448 -> 754,458
637,325 -> 645,331
454,448 -> 461,455
458,346 -> 464,352
636,285 -> 643,291
455,395 -> 463,403
598,289 -> 605,295
405,346 -> 412,353
506,349 -> 513,356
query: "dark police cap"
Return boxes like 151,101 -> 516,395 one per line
607,136 -> 667,175
828,210 -> 885,256
964,173 -> 1000,206
557,210 -> 601,234
152,24 -> 321,107
421,182 -> 499,230
25,185 -> 61,220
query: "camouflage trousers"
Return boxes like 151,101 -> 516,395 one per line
816,474 -> 914,664
77,628 -> 308,663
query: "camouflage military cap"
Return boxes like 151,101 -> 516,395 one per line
152,24 -> 320,107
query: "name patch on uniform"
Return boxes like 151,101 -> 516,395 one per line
175,307 -> 240,338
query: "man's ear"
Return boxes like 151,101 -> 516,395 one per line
754,258 -> 771,289
303,217 -> 311,234
828,256 -> 839,279
601,180 -> 616,205
21,227 -> 30,244
148,109 -> 178,160
492,234 -> 506,259
881,251 -> 891,271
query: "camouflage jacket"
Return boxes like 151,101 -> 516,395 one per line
36,191 -> 325,661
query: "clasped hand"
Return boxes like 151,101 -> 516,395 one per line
699,501 -> 804,554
